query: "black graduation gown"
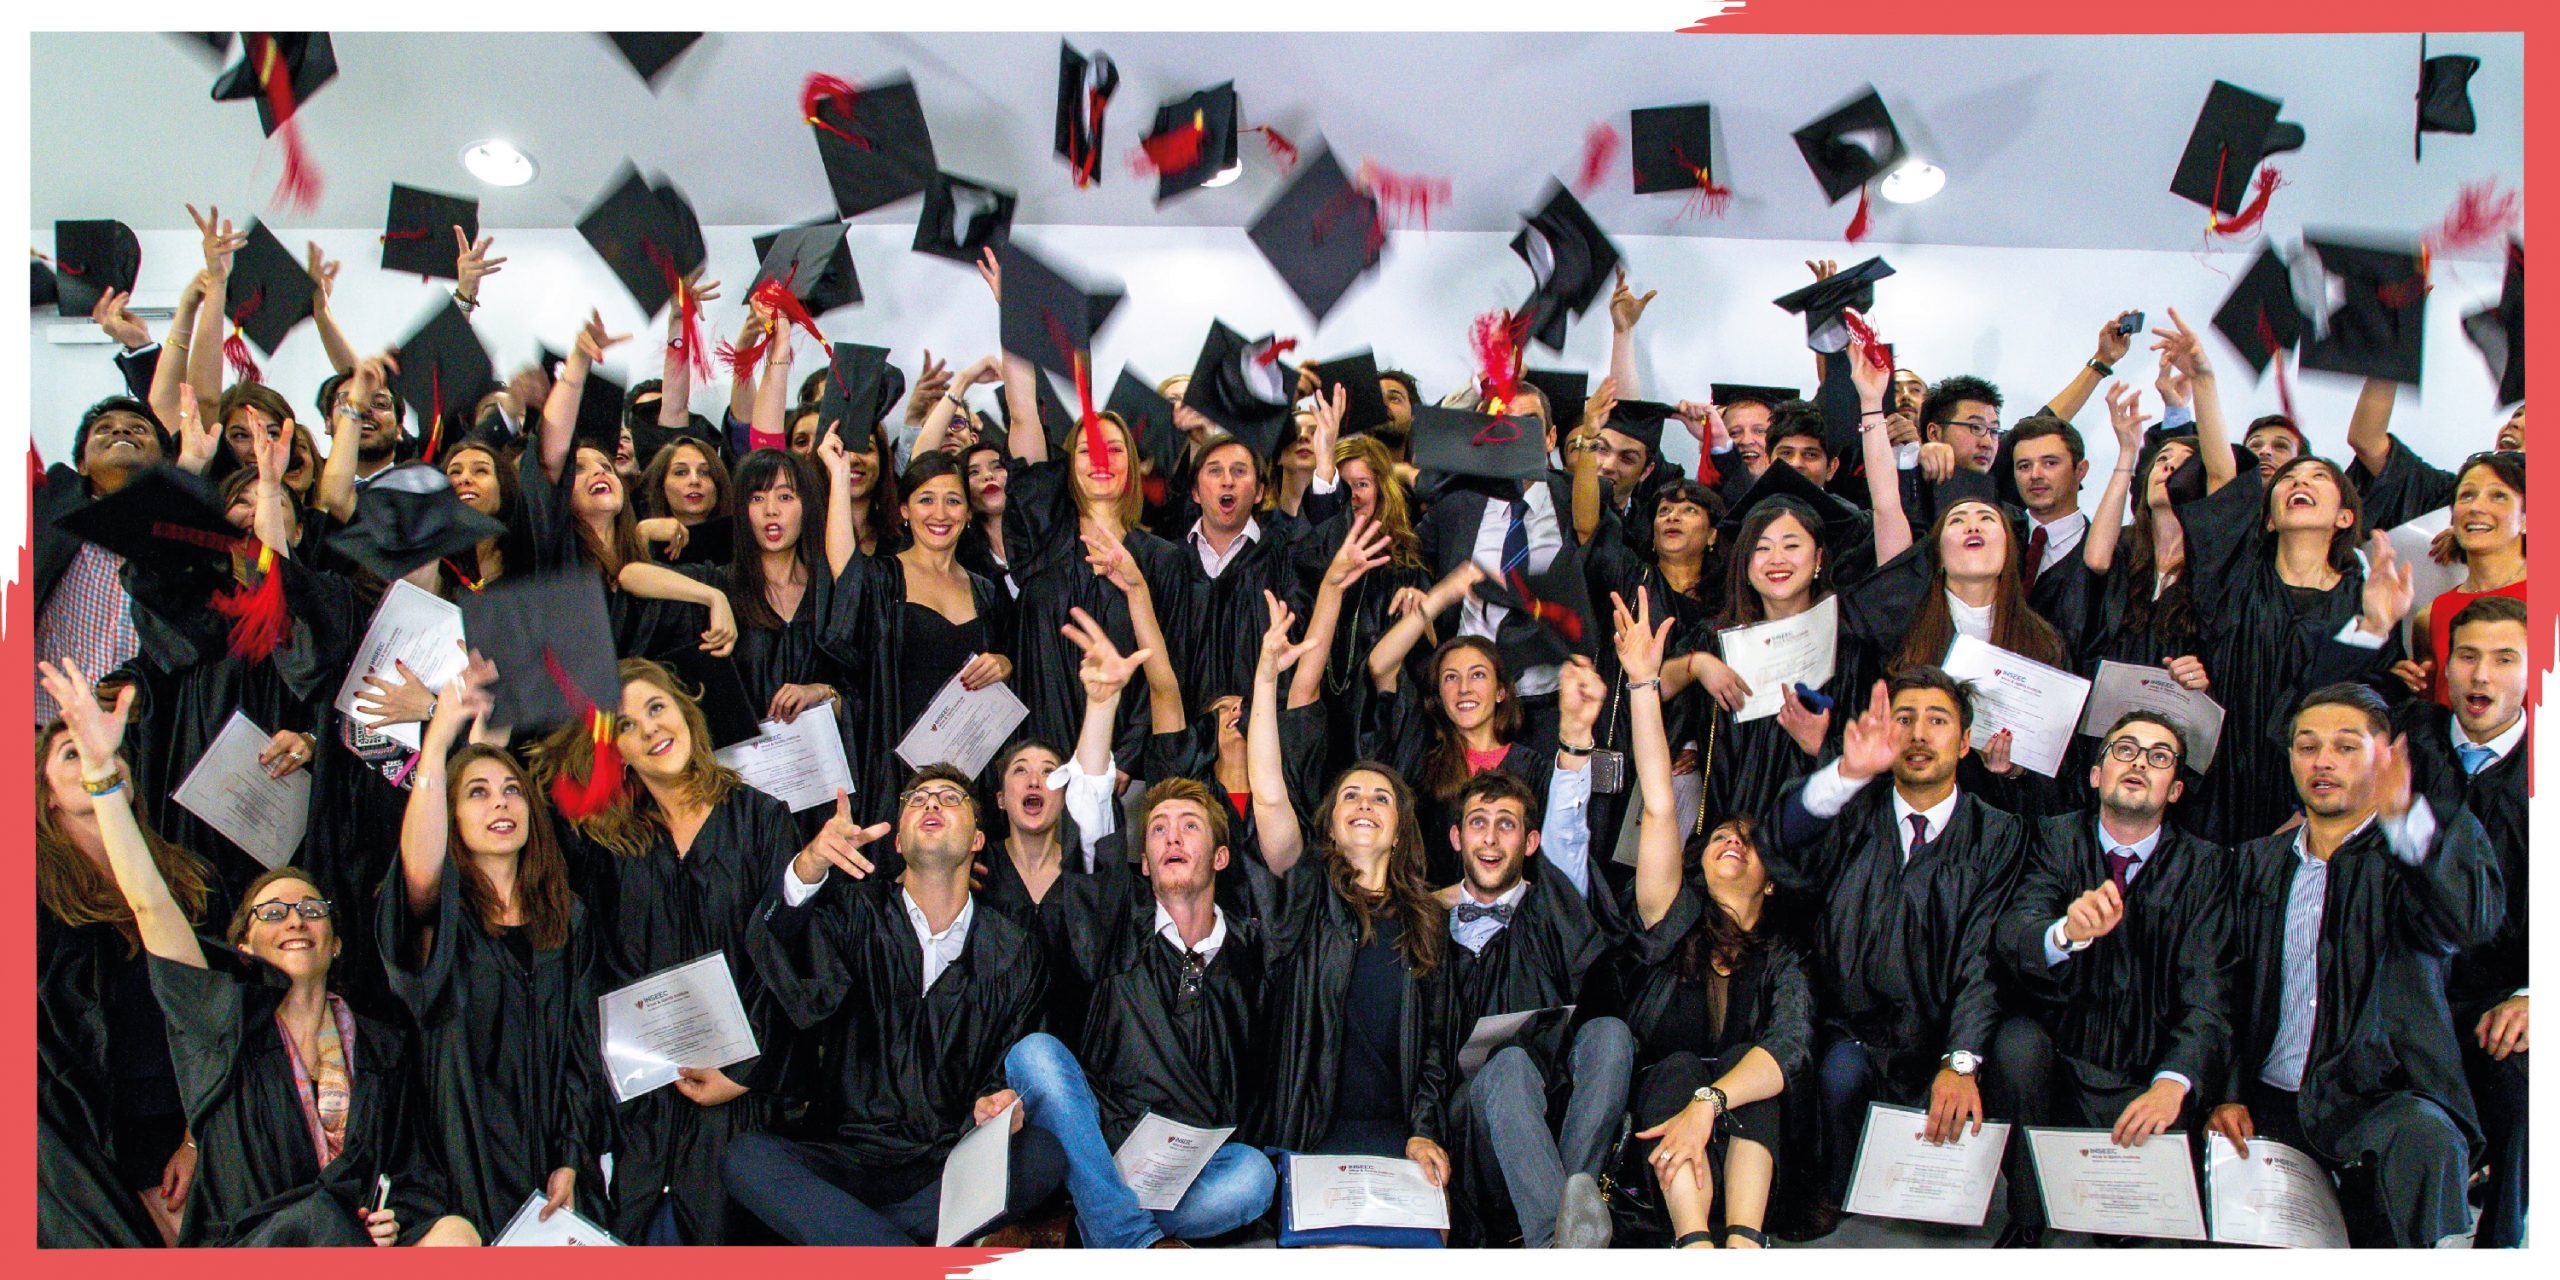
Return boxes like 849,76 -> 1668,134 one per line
1760,776 -> 2024,1096
1991,816 -> 2232,1091
1035,870 -> 1269,1148
2344,433 -> 2456,534
2394,702 -> 2529,1020
973,834 -> 1101,1045
1166,519 -> 1316,708
1617,881 -> 1816,1082
1000,460 -> 1192,773
1694,604 -> 1870,834
744,875 -> 1049,1169
1244,858 -> 1457,1153
2216,810 -> 2502,1166
814,552 -> 1014,827
1360,685 -> 1554,890
1447,861 -> 1609,1033
564,784 -> 798,1244
1291,510 -> 1434,782
147,952 -> 455,1247
374,860 -> 614,1237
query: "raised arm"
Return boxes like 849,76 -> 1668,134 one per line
302,242 -> 357,375
659,273 -> 722,430
1850,325 -> 1912,564
248,417 -> 297,559
38,661 -> 205,968
1083,527 -> 1188,733
399,661 -> 493,917
183,205 -> 246,422
1062,607 -> 1149,778
317,350 -> 395,523
1608,269 -> 1653,400
146,271 -> 209,432
1616,589 -> 1683,928
2082,382 -> 2151,574
913,355 -> 999,460
749,312 -> 795,454
1294,515 -> 1393,709
2345,376 -> 2398,477
726,303 -> 768,429
616,562 -> 739,657
540,311 -> 629,483
1249,591 -> 1324,875
817,432 -> 859,577
1368,561 -> 1483,692
1568,377 -> 1617,543
2151,308 -> 2236,492
2043,312 -> 2137,424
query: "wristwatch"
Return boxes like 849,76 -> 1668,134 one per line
1692,1085 -> 1729,1117
1943,1050 -> 1981,1076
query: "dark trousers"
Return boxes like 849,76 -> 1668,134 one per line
723,1128 -> 1068,1246
2254,1087 -> 2472,1248
2460,1041 -> 2528,1248
1633,1047 -> 1782,1176
1980,1016 -> 2167,1234
1813,1035 -> 1887,1201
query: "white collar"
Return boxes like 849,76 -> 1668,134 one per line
1458,878 -> 1532,914
1152,901 -> 1228,962
2030,508 -> 2088,535
2095,818 -> 2165,861
2456,710 -> 2528,765
1890,786 -> 1963,851
901,887 -> 974,946
1187,515 -> 1262,550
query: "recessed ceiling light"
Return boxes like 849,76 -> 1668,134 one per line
1202,161 -> 1245,189
1880,160 -> 1945,205
462,140 -> 536,188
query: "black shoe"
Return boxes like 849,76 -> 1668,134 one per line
1994,1223 -> 2045,1249
1778,1198 -> 1842,1242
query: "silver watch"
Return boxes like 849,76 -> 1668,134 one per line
1943,1050 -> 1980,1076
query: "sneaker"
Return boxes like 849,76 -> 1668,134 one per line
1555,1172 -> 1614,1249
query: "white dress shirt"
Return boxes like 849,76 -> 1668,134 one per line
1186,515 -> 1262,579
2457,710 -> 2528,768
1461,488 -> 1564,697
2029,510 -> 2089,574
1153,902 -> 1229,965
779,866 -> 978,993
1794,761 -> 1957,863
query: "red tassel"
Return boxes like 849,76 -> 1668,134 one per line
646,244 -> 712,382
1357,160 -> 1452,230
1137,119 -> 1205,176
1843,186 -> 1872,243
1253,337 -> 1299,368
211,545 -> 289,661
223,328 -> 262,384
2425,180 -> 2521,255
1470,309 -> 1525,411
1672,146 -> 1733,220
549,710 -> 627,820
755,276 -> 828,346
717,334 -> 771,382
802,73 -> 871,150
1576,124 -> 1621,195
251,35 -> 322,212
1841,309 -> 1892,373
2206,149 -> 2284,238
423,364 -> 446,464
1508,569 -> 1584,643
2254,310 -> 2298,423
1249,124 -> 1299,170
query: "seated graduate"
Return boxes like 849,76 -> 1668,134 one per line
729,765 -> 1064,1247
2210,682 -> 2504,1248
41,659 -> 477,1248
1619,587 -> 1811,1251
1981,711 -> 2231,1248
998,613 -> 1278,1248
1761,668 -> 2027,1239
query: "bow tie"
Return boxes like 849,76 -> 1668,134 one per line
1453,900 -> 1516,926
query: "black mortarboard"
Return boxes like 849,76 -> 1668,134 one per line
1771,256 -> 1895,353
1184,321 -> 1298,458
2416,36 -> 2481,162
55,465 -> 245,567
1477,545 -> 1599,668
1030,369 -> 1078,451
1602,399 -> 1676,455
995,240 -> 1124,382
2170,81 -> 2306,219
752,220 -> 861,314
541,346 -> 627,456
224,220 -> 316,356
389,298 -> 493,450
658,648 -> 760,749
381,184 -> 478,280
1520,368 -> 1589,432
1791,87 -> 1906,204
2209,245 -> 2308,376
1510,183 -> 1621,352
1411,404 -> 1548,483
607,33 -> 700,89
576,165 -> 706,318
1105,367 -> 1183,477
50,219 -> 140,318
1247,144 -> 1382,324
913,172 -> 1016,264
208,33 -> 335,135
1714,452 -> 1864,547
1143,82 -> 1241,202
1630,102 -> 1724,197
2297,237 -> 2430,386
1308,349 -> 1392,435
814,342 -> 898,454
324,463 -> 505,581
665,515 -> 736,569
1055,41 -> 1119,186
1711,383 -> 1800,412
2463,239 -> 2523,407
461,571 -> 622,732
808,75 -> 938,218
33,259 -> 57,310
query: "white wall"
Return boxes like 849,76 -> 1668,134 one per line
31,222 -> 2513,489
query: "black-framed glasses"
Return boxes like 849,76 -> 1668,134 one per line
901,784 -> 971,811
1944,415 -> 2003,438
248,898 -> 334,924
2105,738 -> 2181,772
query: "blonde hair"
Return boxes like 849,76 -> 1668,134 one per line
536,657 -> 741,859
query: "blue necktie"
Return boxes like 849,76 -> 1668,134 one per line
1500,502 -> 1530,576
2459,743 -> 2497,776
1906,813 -> 1931,858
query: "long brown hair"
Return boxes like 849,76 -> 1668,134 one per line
1672,818 -> 1776,1037
36,726 -> 212,952
640,437 -> 735,522
1310,762 -> 1445,973
729,449 -> 829,630
444,744 -> 576,950
1332,433 -> 1423,569
535,657 -> 741,859
1418,636 -> 1521,810
571,444 -> 648,584
2117,440 -> 2202,648
1891,499 -> 2068,672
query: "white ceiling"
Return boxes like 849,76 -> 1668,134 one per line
31,30 -> 2523,254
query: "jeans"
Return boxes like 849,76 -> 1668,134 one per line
1813,1036 -> 1883,1202
2461,1039 -> 2528,1248
1980,1016 -> 2159,1235
722,1125 -> 1067,1246
1458,1016 -> 1635,1246
1006,1032 -> 1277,1247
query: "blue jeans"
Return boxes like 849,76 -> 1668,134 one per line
1814,1036 -> 1882,1202
722,1127 -> 1067,1246
1006,1032 -> 1276,1247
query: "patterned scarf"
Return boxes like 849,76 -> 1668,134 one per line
277,995 -> 358,1168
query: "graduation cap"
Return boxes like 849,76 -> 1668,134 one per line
1600,399 -> 1677,455
224,220 -> 316,359
576,165 -> 706,318
2170,81 -> 2304,230
32,259 -> 57,311
1771,256 -> 1895,353
1510,183 -> 1621,352
2297,237 -> 2430,386
54,464 -> 247,567
995,240 -> 1124,382
658,648 -> 760,750
1710,383 -> 1800,412
665,515 -> 737,568
1630,102 -> 1733,215
1012,368 -> 1079,451
1141,82 -> 1241,202
1184,320 -> 1299,458
323,463 -> 505,581
208,32 -> 334,134
2462,239 -> 2523,407
1714,451 -> 1864,546
2209,245 -> 2309,376
1791,87 -> 1905,238
1104,367 -> 1183,477
50,219 -> 140,318
813,342 -> 899,454
913,172 -> 1016,264
1411,403 -> 1548,483
1247,144 -> 1383,323
460,571 -> 622,735
540,346 -> 628,457
1477,545 -> 1598,669
1055,41 -> 1119,188
1307,349 -> 1392,435
389,298 -> 493,460
380,184 -> 478,280
752,220 -> 861,315
1520,368 -> 1589,433
606,33 -> 700,89
2416,36 -> 2481,162
806,74 -> 938,218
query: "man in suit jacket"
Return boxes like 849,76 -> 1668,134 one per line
2209,683 -> 2503,1248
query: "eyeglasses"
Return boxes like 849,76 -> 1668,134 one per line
1944,416 -> 2003,438
248,898 -> 334,924
901,785 -> 971,811
2105,738 -> 2181,772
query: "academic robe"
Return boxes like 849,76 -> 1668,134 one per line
1361,685 -> 1554,890
1168,517 -> 1317,707
2393,701 -> 2530,1020
148,951 -> 455,1247
1694,607 -> 1869,834
1289,512 -> 1434,783
2217,808 -> 2502,1168
374,860 -> 614,1238
1761,775 -> 2024,1096
1991,816 -> 2232,1092
1615,881 -> 1815,1084
1446,860 -> 1609,1035
815,552 -> 1014,828
563,784 -> 798,1245
1000,460 -> 1192,774
744,875 -> 1049,1169
2345,433 -> 2457,534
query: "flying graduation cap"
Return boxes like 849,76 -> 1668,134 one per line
752,220 -> 860,315
49,219 -> 140,318
1184,320 -> 1299,459
1306,348 -> 1393,435
2416,35 -> 2482,162
1510,182 -> 1621,352
1519,368 -> 1589,433
995,240 -> 1124,383
324,463 -> 506,582
914,172 -> 1016,263
380,184 -> 478,280
576,164 -> 707,318
2171,81 -> 2305,237
209,33 -> 333,210
1056,41 -> 1119,188
1477,544 -> 1599,670
2463,240 -> 2523,407
1248,144 -> 1383,323
389,298 -> 494,461
1630,102 -> 1733,218
1140,82 -> 1241,202
813,343 -> 902,455
1411,403 -> 1549,484
2208,244 -> 2310,378
1791,87 -> 1904,242
804,74 -> 939,218
606,33 -> 701,90
1104,366 -> 1184,477
1772,256 -> 1895,354
2297,236 -> 2431,387
221,220 -> 316,380
460,570 -> 627,816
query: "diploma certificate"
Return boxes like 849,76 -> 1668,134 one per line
2205,1133 -> 2351,1248
1717,595 -> 1840,722
937,1101 -> 1018,1246
715,713 -> 856,812
332,580 -> 467,752
2025,1128 -> 2206,1241
492,1191 -> 624,1246
1942,635 -> 2092,777
2077,661 -> 2229,773
896,673 -> 1029,777
1285,1155 -> 1451,1231
1112,1112 -> 1238,1213
1843,1103 -> 2010,1227
171,711 -> 312,870
597,952 -> 760,1103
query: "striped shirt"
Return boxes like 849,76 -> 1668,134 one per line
2258,801 -> 2437,1093
33,542 -> 139,726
